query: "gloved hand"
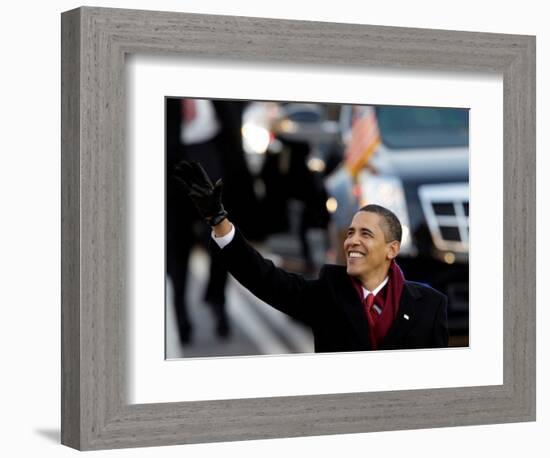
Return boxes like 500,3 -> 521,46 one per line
173,161 -> 228,227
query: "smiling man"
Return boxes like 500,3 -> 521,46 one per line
175,161 -> 449,352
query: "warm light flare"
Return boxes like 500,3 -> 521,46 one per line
326,197 -> 338,213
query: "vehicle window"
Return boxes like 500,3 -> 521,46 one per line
287,110 -> 322,123
375,106 -> 469,149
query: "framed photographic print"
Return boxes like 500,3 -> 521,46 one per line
61,6 -> 535,450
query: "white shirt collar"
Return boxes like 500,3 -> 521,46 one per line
361,276 -> 389,299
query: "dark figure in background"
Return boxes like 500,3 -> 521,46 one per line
260,137 -> 330,272
165,98 -> 261,344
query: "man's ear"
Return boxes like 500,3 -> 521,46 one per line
387,240 -> 400,260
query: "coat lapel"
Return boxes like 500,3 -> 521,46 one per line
380,282 -> 420,349
331,270 -> 372,349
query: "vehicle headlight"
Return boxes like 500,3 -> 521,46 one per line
357,170 -> 415,255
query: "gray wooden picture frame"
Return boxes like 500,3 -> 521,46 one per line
61,6 -> 536,451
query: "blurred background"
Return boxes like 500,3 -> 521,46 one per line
165,97 -> 469,359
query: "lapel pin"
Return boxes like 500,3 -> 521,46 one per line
403,314 -> 410,320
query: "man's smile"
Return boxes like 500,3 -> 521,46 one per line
348,250 -> 366,259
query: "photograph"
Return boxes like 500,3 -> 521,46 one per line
164,97 -> 470,359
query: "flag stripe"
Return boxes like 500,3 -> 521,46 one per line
344,109 -> 381,177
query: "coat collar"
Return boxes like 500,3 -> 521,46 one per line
326,266 -> 424,350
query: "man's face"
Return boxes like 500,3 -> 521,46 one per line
344,211 -> 399,281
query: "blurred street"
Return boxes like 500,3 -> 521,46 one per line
166,244 -> 315,359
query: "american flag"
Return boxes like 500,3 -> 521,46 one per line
344,106 -> 381,178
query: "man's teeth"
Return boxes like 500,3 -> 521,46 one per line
349,252 -> 364,258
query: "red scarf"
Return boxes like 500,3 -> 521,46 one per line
351,260 -> 405,349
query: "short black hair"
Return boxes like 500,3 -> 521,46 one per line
358,204 -> 402,243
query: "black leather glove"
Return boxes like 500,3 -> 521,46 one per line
173,161 -> 228,227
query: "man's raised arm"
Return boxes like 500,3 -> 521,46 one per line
172,160 -> 318,323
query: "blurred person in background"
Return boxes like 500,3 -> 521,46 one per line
174,161 -> 449,352
256,103 -> 331,273
166,98 -> 261,344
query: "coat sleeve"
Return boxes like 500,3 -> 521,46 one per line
209,227 -> 319,324
431,294 -> 449,348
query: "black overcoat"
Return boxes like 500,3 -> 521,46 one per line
211,228 -> 449,353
